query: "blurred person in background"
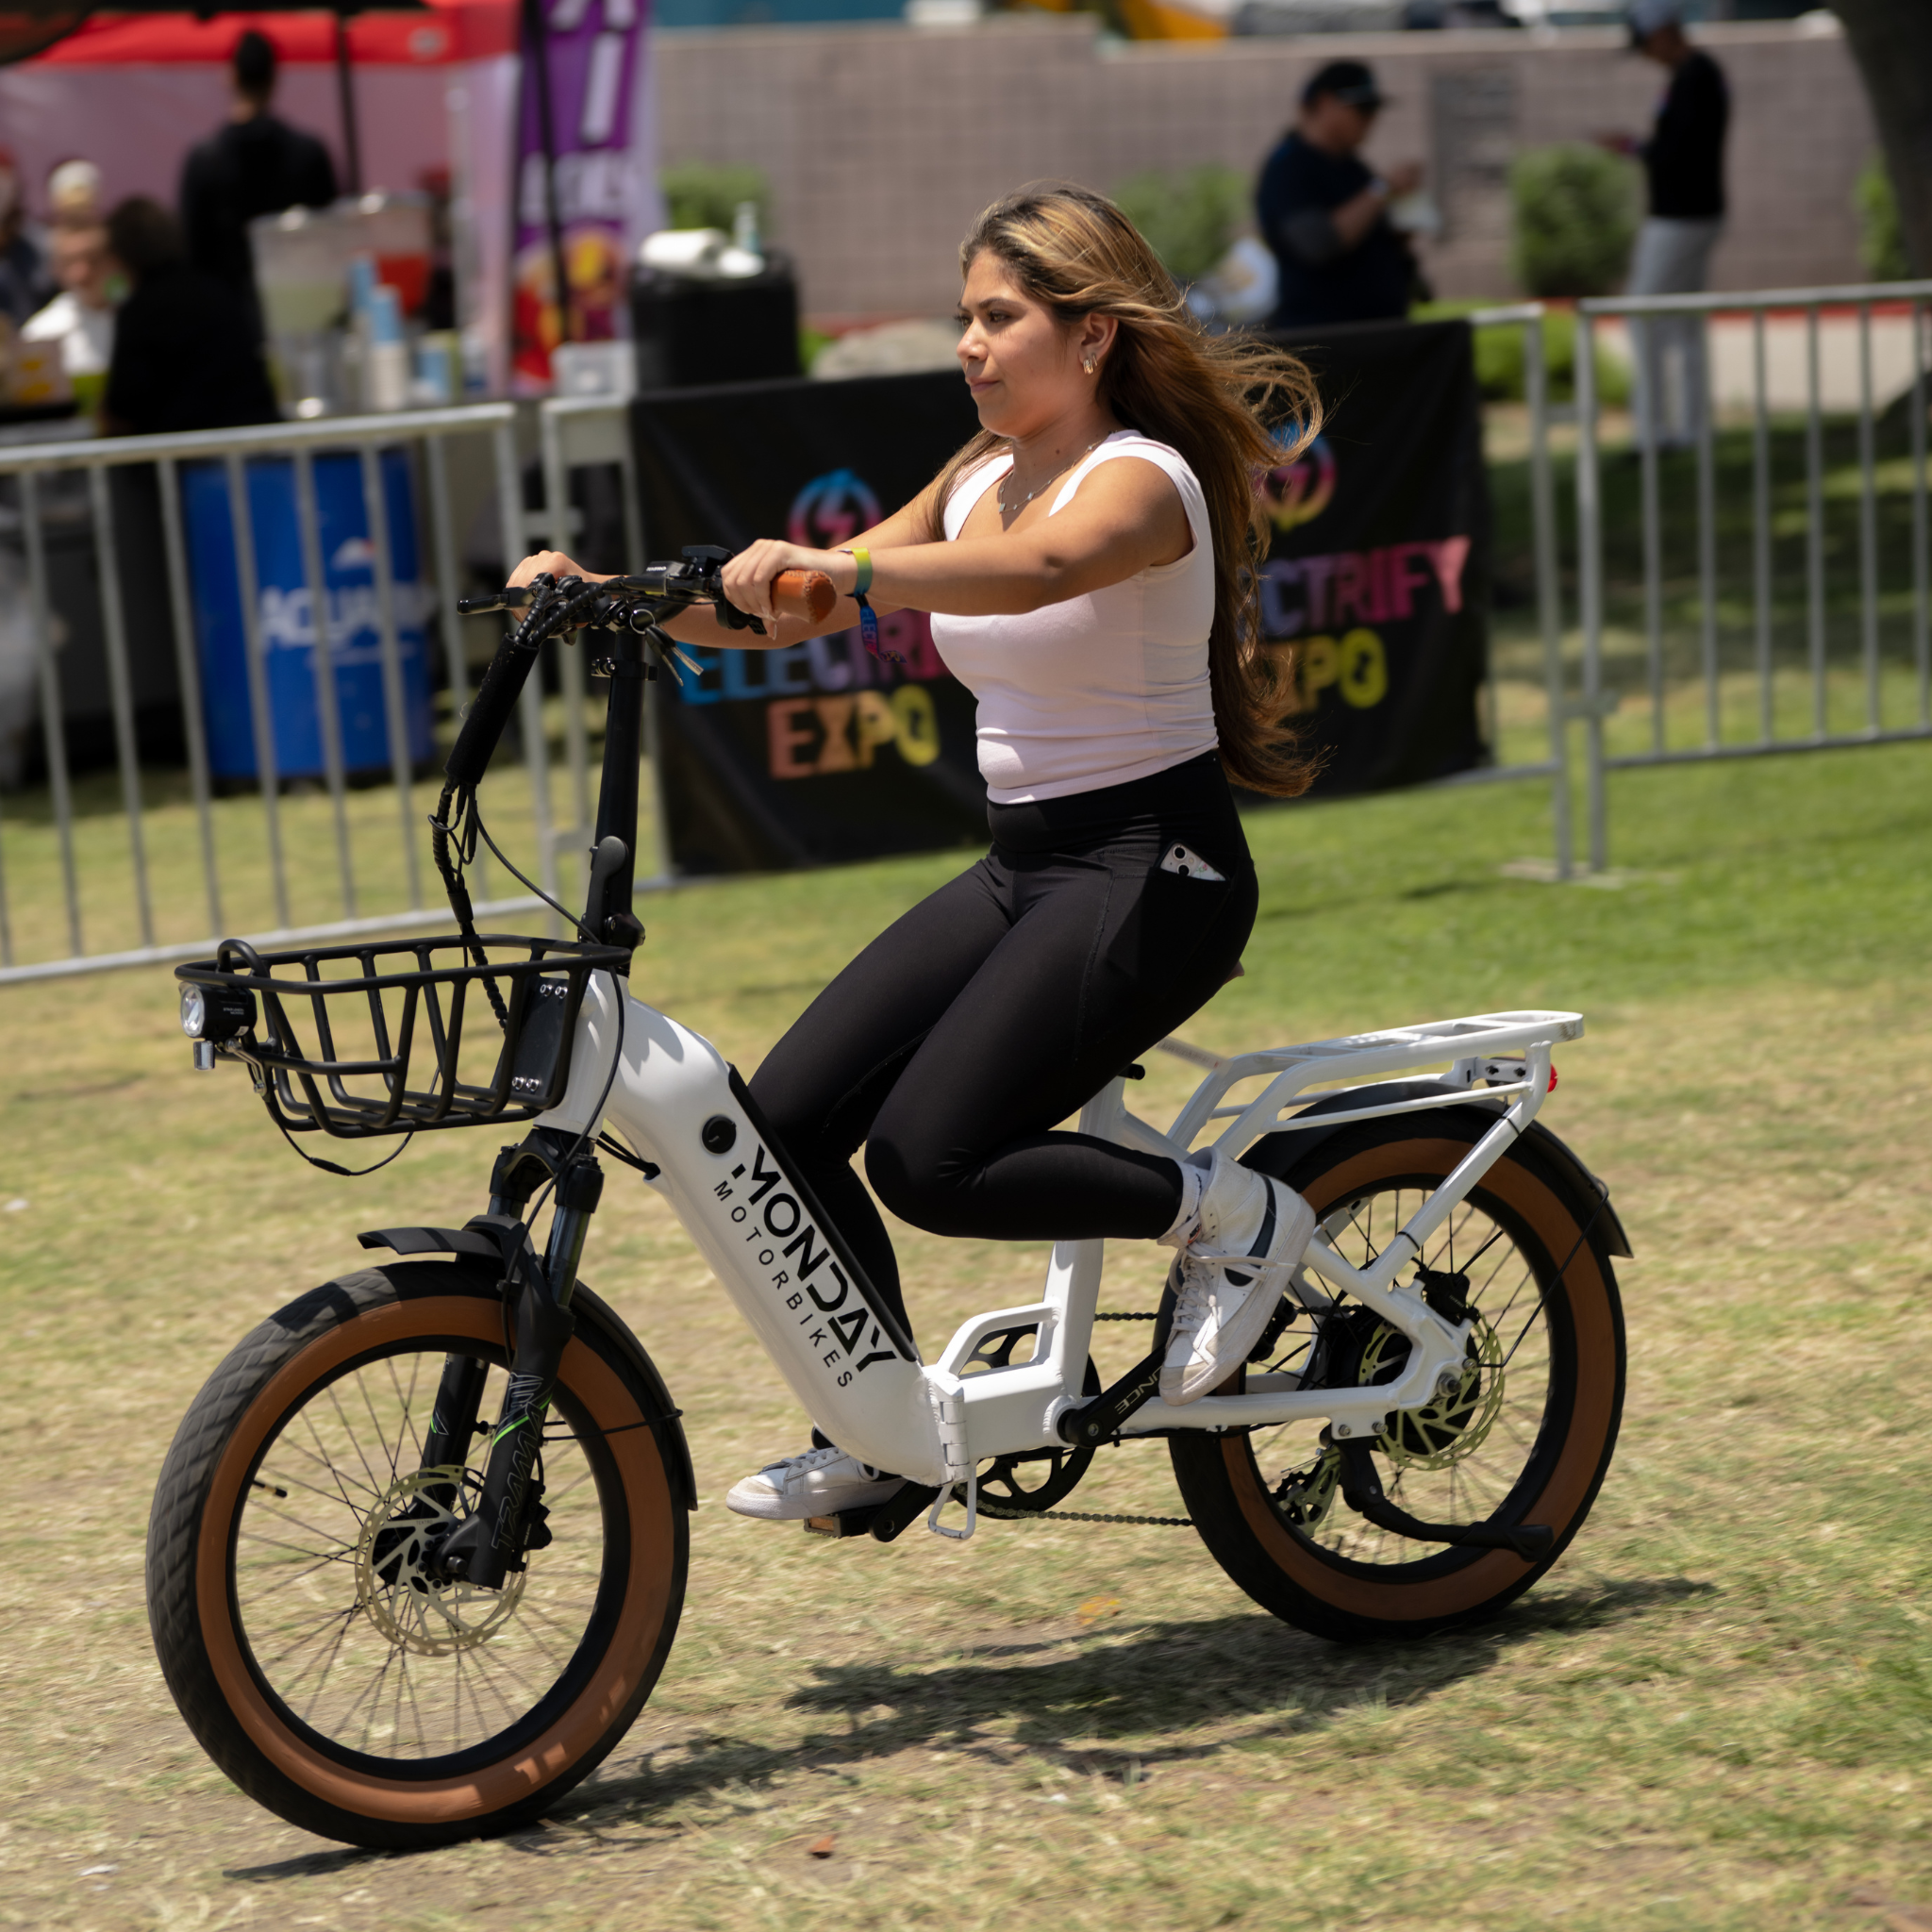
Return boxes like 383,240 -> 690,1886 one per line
103,197 -> 277,436
0,149 -> 55,328
1256,60 -> 1425,332
180,29 -> 338,342
22,222 -> 117,408
47,158 -> 104,230
1614,0 -> 1729,452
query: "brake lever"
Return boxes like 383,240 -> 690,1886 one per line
711,593 -> 765,636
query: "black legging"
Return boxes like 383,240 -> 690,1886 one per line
748,751 -> 1258,1337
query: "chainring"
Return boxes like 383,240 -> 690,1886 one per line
958,1337 -> 1102,1517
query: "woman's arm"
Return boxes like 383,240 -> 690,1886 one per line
719,456 -> 1191,626
503,454 -> 1187,643
502,475 -> 947,651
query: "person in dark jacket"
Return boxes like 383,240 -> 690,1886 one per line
0,148 -> 56,328
1255,59 -> 1424,332
103,197 -> 279,436
179,29 -> 337,343
1621,0 -> 1729,450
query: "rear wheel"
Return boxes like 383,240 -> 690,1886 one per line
146,1259 -> 688,1847
1169,1111 -> 1624,1642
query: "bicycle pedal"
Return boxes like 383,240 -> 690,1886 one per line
803,1507 -> 882,1540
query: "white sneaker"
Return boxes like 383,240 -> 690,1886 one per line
1160,1146 -> 1316,1407
724,1444 -> 905,1522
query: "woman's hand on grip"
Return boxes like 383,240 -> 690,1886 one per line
508,549 -> 608,591
721,540 -> 852,625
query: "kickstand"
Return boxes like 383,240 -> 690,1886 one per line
926,1469 -> 978,1542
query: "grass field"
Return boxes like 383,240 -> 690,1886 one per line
2,743 -> 1930,1932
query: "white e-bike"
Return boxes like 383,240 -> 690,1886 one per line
149,562 -> 1629,1850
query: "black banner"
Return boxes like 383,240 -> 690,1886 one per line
630,321 -> 1488,872
1259,316 -> 1490,793
631,371 -> 989,874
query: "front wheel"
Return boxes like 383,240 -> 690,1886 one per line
146,1259 -> 688,1848
1170,1110 -> 1625,1643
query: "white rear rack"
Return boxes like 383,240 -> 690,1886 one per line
1162,1009 -> 1584,1153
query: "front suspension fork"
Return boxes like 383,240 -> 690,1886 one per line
436,1131 -> 605,1589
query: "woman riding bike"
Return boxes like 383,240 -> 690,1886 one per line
511,181 -> 1325,1524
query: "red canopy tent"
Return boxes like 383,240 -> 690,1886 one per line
6,1 -> 515,193
0,0 -> 525,385
27,1 -> 513,66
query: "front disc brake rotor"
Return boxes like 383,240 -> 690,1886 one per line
355,1467 -> 525,1655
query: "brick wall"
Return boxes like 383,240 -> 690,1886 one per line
654,16 -> 1876,317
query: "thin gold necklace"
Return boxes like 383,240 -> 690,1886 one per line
997,434 -> 1108,516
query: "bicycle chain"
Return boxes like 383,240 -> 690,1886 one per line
976,1504 -> 1195,1527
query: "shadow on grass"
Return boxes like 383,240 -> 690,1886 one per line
220,1573 -> 1711,1880
552,1574 -> 1708,1845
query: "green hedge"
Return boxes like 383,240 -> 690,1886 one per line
1508,143 -> 1639,301
1415,302 -> 1631,408
659,160 -> 771,236
1110,165 -> 1250,286
1856,155 -> 1911,283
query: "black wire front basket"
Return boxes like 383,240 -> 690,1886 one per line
175,934 -> 631,1141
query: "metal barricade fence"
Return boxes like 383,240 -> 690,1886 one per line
1572,281 -> 1932,873
0,401 -> 665,987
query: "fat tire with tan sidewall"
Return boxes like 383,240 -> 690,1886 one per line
146,1259 -> 688,1848
1170,1111 -> 1624,1644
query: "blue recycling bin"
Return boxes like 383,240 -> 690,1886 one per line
181,449 -> 434,781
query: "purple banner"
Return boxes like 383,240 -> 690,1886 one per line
511,0 -> 657,387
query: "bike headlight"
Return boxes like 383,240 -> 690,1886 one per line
179,980 -> 257,1042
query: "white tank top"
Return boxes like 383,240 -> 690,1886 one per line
930,430 -> 1218,804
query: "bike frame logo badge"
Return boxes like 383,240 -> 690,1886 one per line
1260,433 -> 1337,535
788,469 -> 881,550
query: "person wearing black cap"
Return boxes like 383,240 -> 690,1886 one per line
178,28 -> 338,344
1256,60 -> 1424,333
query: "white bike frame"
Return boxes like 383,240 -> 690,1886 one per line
538,979 -> 1582,1538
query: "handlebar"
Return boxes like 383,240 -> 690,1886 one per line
442,558 -> 839,792
456,565 -> 837,627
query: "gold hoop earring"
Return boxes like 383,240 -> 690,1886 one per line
1083,358 -> 1096,375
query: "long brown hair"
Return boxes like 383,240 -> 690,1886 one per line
934,181 -> 1323,798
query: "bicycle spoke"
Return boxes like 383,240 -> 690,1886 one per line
387,1353 -> 425,1472
298,1410 -> 381,1507
296,1614 -> 360,1724
358,1373 -> 402,1484
325,1384 -> 386,1502
239,1528 -> 362,1565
